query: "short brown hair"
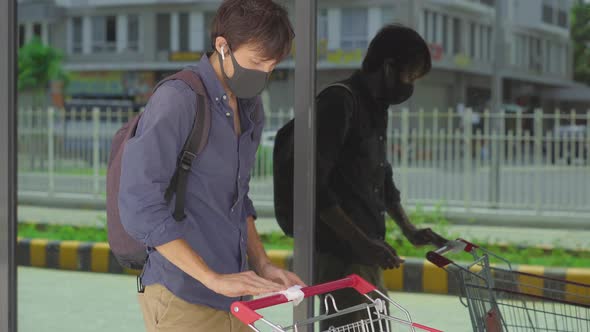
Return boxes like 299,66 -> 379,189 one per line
210,0 -> 295,62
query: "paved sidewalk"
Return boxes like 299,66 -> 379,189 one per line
18,266 -> 469,332
18,205 -> 590,250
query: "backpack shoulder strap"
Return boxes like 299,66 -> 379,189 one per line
320,81 -> 359,132
157,70 -> 211,221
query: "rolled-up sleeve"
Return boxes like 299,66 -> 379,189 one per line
243,195 -> 257,220
118,82 -> 196,248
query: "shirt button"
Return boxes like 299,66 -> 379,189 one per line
223,95 -> 227,100
379,162 -> 384,167
374,188 -> 379,193
215,97 -> 219,102
225,112 -> 231,117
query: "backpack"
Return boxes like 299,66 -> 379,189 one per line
106,69 -> 211,270
272,83 -> 357,237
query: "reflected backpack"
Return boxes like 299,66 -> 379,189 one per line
272,83 -> 357,237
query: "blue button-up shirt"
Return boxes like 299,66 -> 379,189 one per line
118,55 -> 264,311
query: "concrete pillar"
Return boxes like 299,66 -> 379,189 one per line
368,7 -> 381,40
82,16 -> 92,54
189,11 -> 204,51
327,8 -> 340,50
170,12 -> 180,52
117,15 -> 128,52
41,22 -> 49,45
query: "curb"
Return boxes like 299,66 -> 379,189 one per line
17,239 -> 590,299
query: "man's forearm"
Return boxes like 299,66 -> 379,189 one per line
156,239 -> 216,287
319,205 -> 372,244
246,216 -> 272,273
387,202 -> 416,236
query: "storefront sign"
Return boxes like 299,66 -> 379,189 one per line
170,52 -> 202,62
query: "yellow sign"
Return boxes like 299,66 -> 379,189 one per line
454,54 -> 472,68
170,52 -> 202,62
291,40 -> 364,65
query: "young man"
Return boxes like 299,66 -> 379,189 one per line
118,1 -> 303,331
314,25 -> 449,330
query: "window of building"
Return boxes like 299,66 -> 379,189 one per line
72,17 -> 83,53
33,23 -> 42,39
432,12 -> 439,44
156,13 -> 171,51
317,8 -> 328,41
469,22 -> 476,58
422,10 -> 429,41
479,24 -> 486,60
19,24 -> 25,48
382,7 -> 395,25
453,18 -> 461,54
203,12 -> 215,52
480,0 -> 495,6
179,13 -> 190,52
442,15 -> 449,53
558,10 -> 567,28
340,8 -> 368,51
542,3 -> 554,24
91,16 -> 117,52
127,15 -> 140,51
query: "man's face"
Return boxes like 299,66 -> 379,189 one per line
221,42 -> 277,78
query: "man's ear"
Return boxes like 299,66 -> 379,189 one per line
215,36 -> 229,54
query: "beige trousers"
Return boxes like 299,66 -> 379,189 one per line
138,283 -> 252,332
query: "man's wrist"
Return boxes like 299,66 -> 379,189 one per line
199,268 -> 219,290
253,258 -> 272,274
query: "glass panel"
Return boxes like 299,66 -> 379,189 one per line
17,0 -> 297,330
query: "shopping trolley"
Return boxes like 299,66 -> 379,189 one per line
427,239 -> 590,332
231,274 -> 442,332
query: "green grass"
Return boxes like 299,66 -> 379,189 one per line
17,223 -> 590,268
18,223 -> 108,242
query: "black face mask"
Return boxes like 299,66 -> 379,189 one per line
218,46 -> 270,99
367,60 -> 414,106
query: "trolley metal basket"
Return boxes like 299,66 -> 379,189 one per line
427,239 -> 590,332
231,274 -> 442,332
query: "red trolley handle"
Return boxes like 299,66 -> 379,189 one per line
231,274 -> 376,325
426,238 -> 479,268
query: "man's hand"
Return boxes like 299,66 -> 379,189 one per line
204,270 -> 286,298
353,238 -> 405,270
406,228 -> 448,247
258,263 -> 307,288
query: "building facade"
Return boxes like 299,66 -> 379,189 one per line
17,0 -> 581,116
